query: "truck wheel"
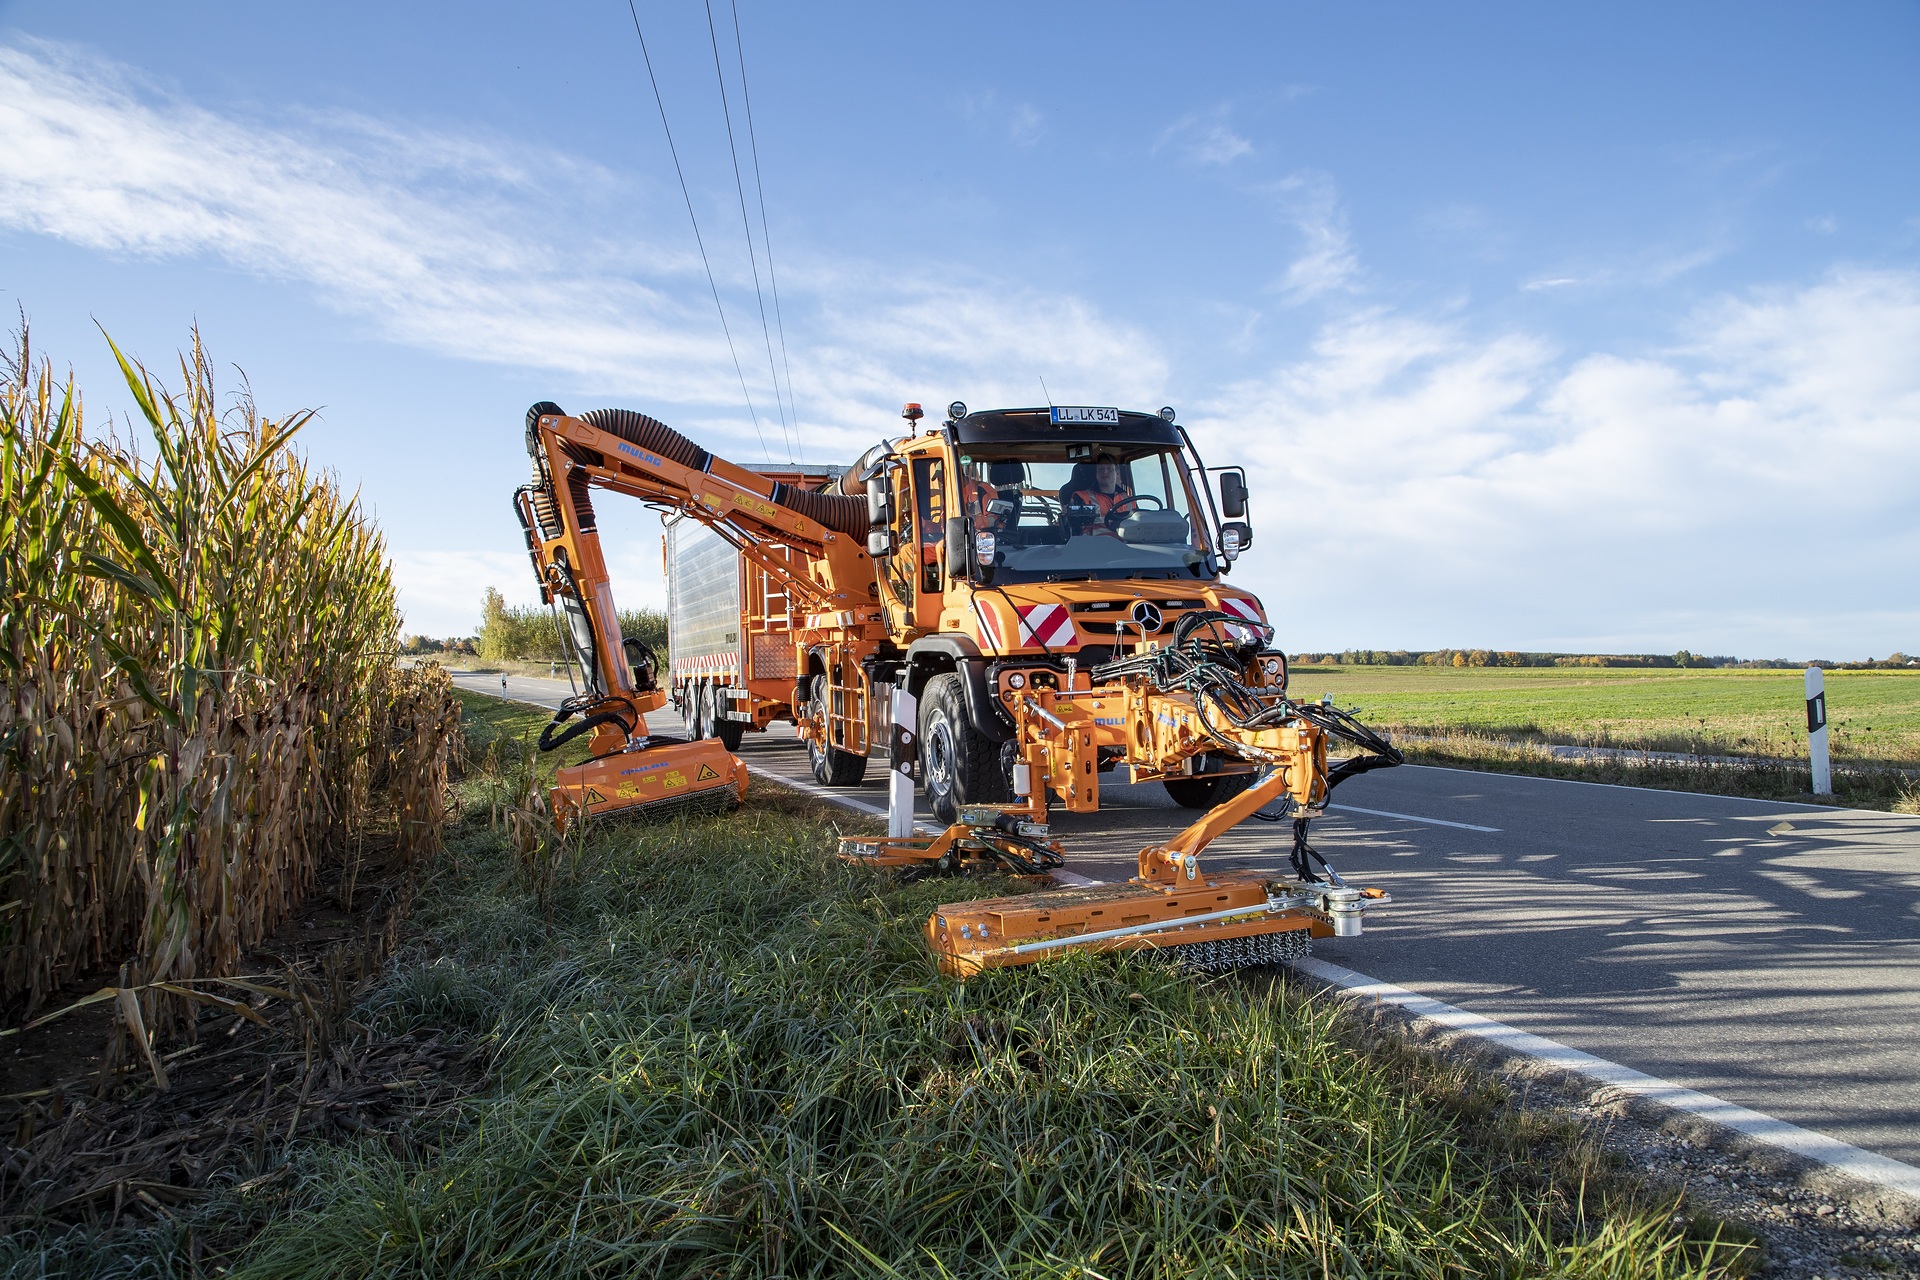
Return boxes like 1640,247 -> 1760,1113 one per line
691,682 -> 717,740
805,678 -> 867,786
1163,772 -> 1257,810
711,685 -> 744,751
920,672 -> 1009,825
681,683 -> 703,740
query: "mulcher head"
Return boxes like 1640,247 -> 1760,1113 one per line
550,738 -> 747,829
923,871 -> 1351,978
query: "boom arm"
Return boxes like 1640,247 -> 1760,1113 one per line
514,402 -> 871,755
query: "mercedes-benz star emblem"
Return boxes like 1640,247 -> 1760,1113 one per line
1129,600 -> 1163,633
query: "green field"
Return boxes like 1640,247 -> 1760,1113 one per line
1289,665 -> 1920,764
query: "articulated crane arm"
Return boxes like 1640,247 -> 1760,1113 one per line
512,401 -> 865,824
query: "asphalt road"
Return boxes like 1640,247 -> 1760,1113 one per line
450,668 -> 1920,1168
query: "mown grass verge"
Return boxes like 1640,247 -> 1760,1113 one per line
1389,731 -> 1920,813
4,693 -> 1760,1277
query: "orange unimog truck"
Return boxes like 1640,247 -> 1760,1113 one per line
666,400 -> 1280,823
518,399 -> 1401,976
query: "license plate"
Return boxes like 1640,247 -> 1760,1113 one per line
1050,405 -> 1120,426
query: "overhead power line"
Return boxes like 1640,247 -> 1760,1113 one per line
728,0 -> 802,462
624,0 -> 772,464
703,0 -> 794,465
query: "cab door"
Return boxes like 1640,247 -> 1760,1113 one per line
884,451 -> 948,635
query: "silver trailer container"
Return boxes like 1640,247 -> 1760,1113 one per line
665,519 -> 744,729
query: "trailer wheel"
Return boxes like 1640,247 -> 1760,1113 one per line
711,685 -> 744,751
920,672 -> 1009,825
805,678 -> 867,786
1163,772 -> 1257,810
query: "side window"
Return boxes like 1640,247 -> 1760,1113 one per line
915,457 -> 945,594
886,468 -> 916,605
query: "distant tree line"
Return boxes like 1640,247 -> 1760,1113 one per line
1288,649 -> 1916,670
467,587 -> 668,662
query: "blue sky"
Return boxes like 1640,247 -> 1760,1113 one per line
2,2 -> 1916,657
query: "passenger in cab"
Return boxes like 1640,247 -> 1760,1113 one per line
1064,453 -> 1134,536
965,459 -> 1025,531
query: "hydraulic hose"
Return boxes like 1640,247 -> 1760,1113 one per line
538,711 -> 628,753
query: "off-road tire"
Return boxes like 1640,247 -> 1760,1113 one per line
1163,771 -> 1258,810
710,685 -> 745,751
805,678 -> 867,786
920,672 -> 1009,824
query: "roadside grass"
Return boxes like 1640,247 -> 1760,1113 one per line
214,695 -> 1755,1278
1387,731 -> 1920,813
1288,666 -> 1920,766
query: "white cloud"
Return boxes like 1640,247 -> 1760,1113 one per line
1155,107 -> 1253,166
1193,268 -> 1920,654
1268,171 -> 1358,303
0,39 -> 1147,441
959,90 -> 1044,147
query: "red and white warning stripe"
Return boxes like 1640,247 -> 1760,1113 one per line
1016,603 -> 1077,649
672,652 -> 740,681
1217,595 -> 1266,643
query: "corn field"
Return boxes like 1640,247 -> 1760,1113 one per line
0,327 -> 457,1034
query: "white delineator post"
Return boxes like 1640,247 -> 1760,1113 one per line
889,687 -> 919,838
1805,666 -> 1831,796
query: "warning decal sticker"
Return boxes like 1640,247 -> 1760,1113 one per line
695,762 -> 721,781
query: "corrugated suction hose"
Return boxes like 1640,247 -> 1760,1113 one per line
765,483 -> 869,538
532,404 -> 870,539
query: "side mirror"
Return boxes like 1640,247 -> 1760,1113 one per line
1219,472 -> 1247,519
866,483 -> 896,556
944,517 -> 968,580
1220,521 -> 1252,559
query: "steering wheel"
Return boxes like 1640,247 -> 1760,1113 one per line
1107,493 -> 1164,518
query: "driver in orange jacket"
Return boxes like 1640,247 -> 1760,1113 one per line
1066,453 -> 1134,535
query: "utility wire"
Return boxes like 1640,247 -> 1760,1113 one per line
703,0 -> 793,465
625,0 -> 772,464
729,0 -> 803,463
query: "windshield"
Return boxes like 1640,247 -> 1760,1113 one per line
955,443 -> 1215,582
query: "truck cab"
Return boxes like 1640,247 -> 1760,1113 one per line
856,404 -> 1276,821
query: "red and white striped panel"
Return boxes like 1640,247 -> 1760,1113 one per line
1217,595 -> 1265,643
1016,603 -> 1077,649
672,652 -> 740,682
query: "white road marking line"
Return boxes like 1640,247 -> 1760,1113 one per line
745,769 -> 942,836
1327,803 -> 1500,833
1293,956 -> 1920,1206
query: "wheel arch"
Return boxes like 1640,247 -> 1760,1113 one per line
905,635 -> 1012,743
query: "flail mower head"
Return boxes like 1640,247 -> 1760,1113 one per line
551,737 -> 747,828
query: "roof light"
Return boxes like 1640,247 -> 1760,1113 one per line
948,401 -> 967,420
902,402 -> 924,421
1158,406 -> 1177,422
